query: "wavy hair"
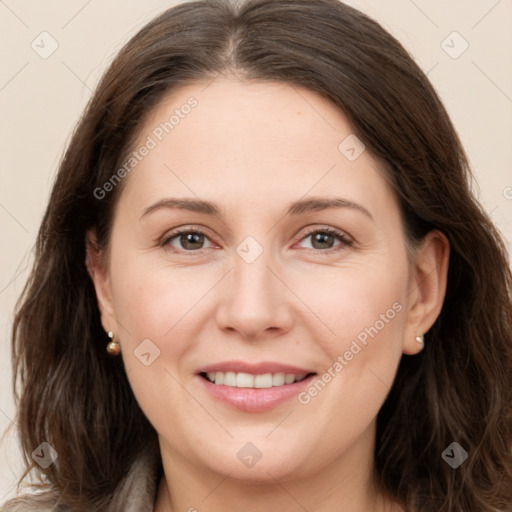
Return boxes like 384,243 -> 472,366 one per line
5,0 -> 512,510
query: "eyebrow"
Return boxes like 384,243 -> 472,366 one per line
139,196 -> 373,221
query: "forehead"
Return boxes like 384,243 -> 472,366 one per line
118,78 -> 399,223
139,78 -> 352,159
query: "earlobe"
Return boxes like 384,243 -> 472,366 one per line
85,229 -> 115,332
403,230 -> 450,355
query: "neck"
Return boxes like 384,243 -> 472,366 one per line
154,422 -> 402,512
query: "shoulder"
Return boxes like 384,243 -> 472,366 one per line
2,448 -> 160,512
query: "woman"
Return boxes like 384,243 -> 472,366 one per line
3,0 -> 512,510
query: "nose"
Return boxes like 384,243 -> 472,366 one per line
215,243 -> 294,341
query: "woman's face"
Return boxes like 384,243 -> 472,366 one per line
89,78 -> 437,483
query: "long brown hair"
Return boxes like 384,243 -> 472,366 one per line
5,0 -> 512,510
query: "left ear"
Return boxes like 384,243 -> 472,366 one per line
402,230 -> 450,355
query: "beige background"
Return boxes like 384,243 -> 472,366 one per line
1,0 -> 511,501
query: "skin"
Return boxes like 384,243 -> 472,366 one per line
86,77 -> 449,512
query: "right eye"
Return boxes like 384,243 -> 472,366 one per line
161,228 -> 214,253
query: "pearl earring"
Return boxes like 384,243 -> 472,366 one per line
106,331 -> 121,356
415,334 -> 424,346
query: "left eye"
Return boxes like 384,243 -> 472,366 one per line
297,228 -> 352,251
162,227 -> 351,253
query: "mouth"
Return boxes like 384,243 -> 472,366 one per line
195,363 -> 318,413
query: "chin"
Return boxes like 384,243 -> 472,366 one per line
194,435 -> 317,483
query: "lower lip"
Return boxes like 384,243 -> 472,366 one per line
197,374 -> 316,413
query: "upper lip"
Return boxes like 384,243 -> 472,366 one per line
196,360 -> 316,375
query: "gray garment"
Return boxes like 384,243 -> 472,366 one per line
1,450 -> 160,512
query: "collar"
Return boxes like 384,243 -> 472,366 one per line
107,448 -> 162,512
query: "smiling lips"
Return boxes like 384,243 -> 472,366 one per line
196,361 -> 317,412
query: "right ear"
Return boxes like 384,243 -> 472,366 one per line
85,229 -> 115,333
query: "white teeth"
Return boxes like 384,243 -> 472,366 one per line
236,372 -> 254,388
224,371 -> 237,387
272,372 -> 285,386
254,374 -> 272,388
284,374 -> 295,384
203,371 -> 309,388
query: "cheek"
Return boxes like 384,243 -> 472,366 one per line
332,272 -> 406,351
109,252 -> 209,342
107,254 -> 208,427
294,250 -> 409,405
292,255 -> 408,351
106,253 -> 212,410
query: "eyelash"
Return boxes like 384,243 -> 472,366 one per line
159,226 -> 353,255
